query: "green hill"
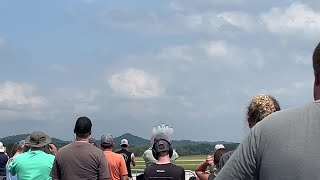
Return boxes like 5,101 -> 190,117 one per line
0,133 -> 239,156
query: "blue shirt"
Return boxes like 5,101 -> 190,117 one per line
0,152 -> 8,176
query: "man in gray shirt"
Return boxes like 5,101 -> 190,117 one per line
51,116 -> 110,180
215,42 -> 320,180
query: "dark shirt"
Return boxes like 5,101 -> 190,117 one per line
116,149 -> 133,178
0,152 -> 8,176
144,163 -> 185,180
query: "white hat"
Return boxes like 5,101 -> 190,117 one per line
0,142 -> 5,153
120,139 -> 129,146
215,144 -> 225,151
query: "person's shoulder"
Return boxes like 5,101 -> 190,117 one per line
170,163 -> 184,170
257,102 -> 319,128
13,151 -> 29,160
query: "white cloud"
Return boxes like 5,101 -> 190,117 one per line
49,64 -> 69,73
108,68 -> 164,98
0,81 -> 47,109
261,3 -> 320,37
54,88 -> 101,113
0,37 -> 6,46
204,41 -> 229,57
154,41 -> 264,67
217,11 -> 259,32
292,80 -> 313,89
294,53 -> 312,65
177,96 -> 193,108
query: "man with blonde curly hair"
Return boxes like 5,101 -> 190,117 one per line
215,42 -> 320,180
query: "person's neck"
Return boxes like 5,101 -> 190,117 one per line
75,137 -> 89,143
103,148 -> 113,152
31,147 -> 45,151
156,155 -> 171,164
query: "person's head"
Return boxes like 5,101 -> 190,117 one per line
214,148 -> 227,171
25,131 -> 52,151
151,133 -> 173,160
89,138 -> 97,147
247,94 -> 281,128
313,42 -> 320,100
11,140 -> 28,156
74,116 -> 92,139
0,142 -> 5,153
100,134 -> 114,150
120,139 -> 129,148
215,144 -> 225,151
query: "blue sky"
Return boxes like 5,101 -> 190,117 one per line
0,0 -> 319,142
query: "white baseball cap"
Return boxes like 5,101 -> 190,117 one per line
215,144 -> 225,150
120,139 -> 129,146
0,142 -> 5,153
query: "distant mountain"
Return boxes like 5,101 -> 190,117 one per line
0,134 -> 69,145
114,133 -> 149,146
0,133 -> 236,147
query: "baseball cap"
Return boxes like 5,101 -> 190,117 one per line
153,133 -> 171,153
120,139 -> 129,146
215,144 -> 225,151
101,134 -> 114,147
74,116 -> 92,134
0,142 -> 4,152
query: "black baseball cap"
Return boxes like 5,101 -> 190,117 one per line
153,133 -> 171,153
74,116 -> 92,134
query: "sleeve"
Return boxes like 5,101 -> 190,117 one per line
131,153 -> 135,160
170,150 -> 179,162
50,157 -> 61,179
208,173 -> 215,180
143,149 -> 156,166
119,156 -> 128,176
214,125 -> 262,180
7,159 -> 17,176
99,153 -> 111,180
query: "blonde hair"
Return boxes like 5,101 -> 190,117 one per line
247,94 -> 280,127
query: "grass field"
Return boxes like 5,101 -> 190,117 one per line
134,155 -> 207,170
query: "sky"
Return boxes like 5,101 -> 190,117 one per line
0,0 -> 320,142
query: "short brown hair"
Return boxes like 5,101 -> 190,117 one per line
313,42 -> 320,73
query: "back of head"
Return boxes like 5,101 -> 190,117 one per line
152,133 -> 172,160
0,142 -> 4,153
74,116 -> 92,138
120,139 -> 129,148
313,43 -> 320,100
313,43 -> 320,75
100,134 -> 114,149
247,94 -> 281,128
214,148 -> 227,169
11,140 -> 27,156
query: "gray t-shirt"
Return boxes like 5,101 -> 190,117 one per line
219,150 -> 235,170
51,142 -> 110,180
215,101 -> 320,180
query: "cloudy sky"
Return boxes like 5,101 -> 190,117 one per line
0,0 -> 319,142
